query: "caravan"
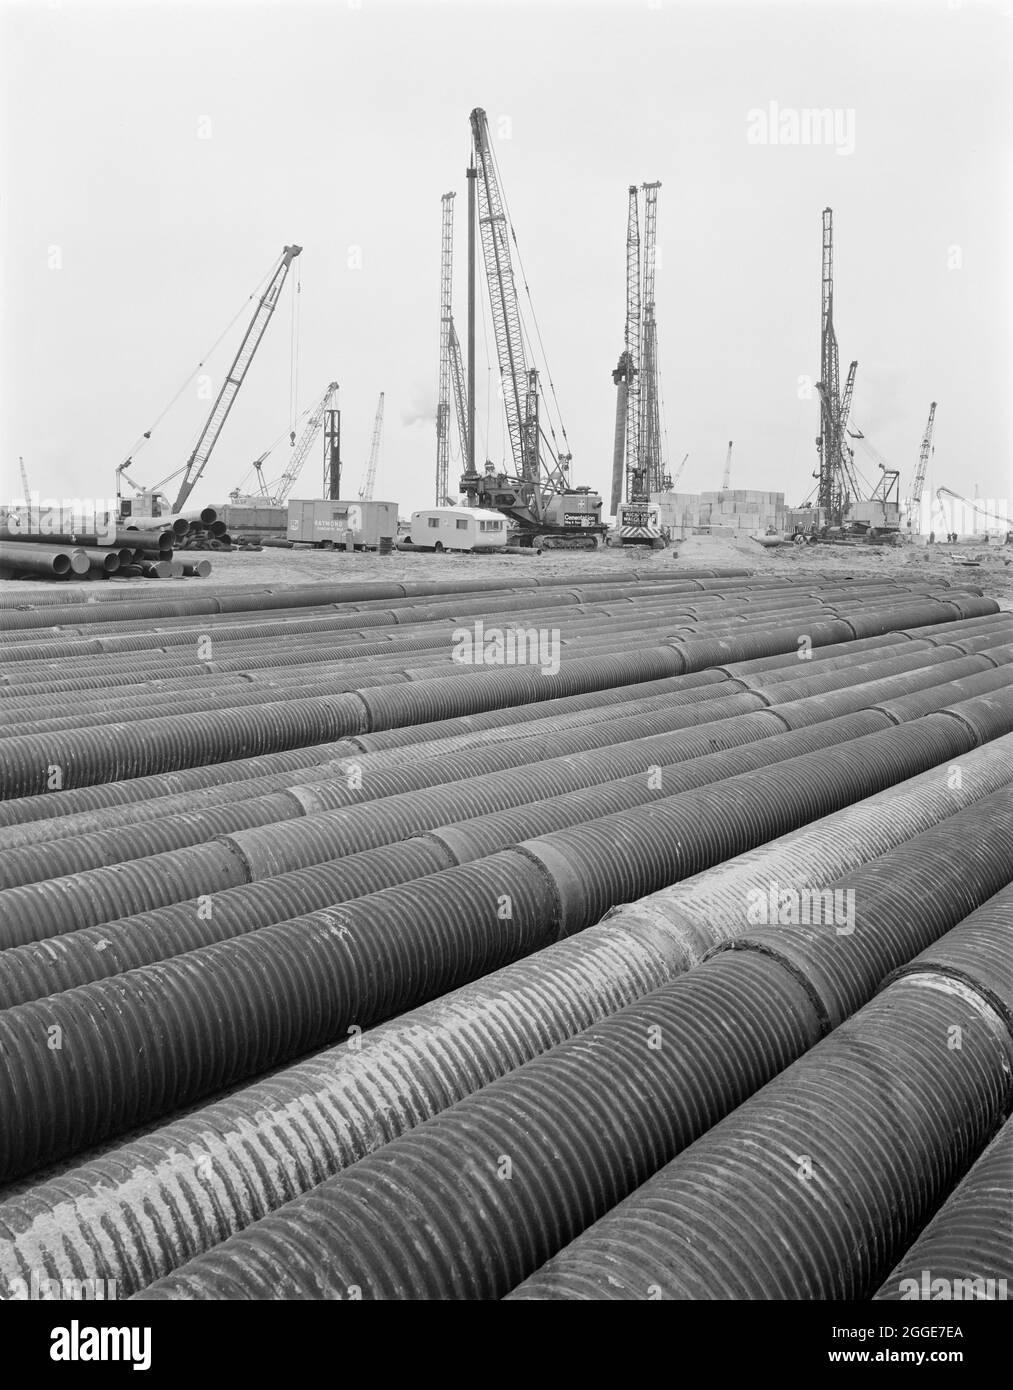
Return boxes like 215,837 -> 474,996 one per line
407,507 -> 509,552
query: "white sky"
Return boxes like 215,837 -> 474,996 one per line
2,0 -> 1011,516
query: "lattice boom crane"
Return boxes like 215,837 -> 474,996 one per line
906,401 -> 937,530
469,108 -> 533,484
274,381 -> 339,505
173,244 -> 301,513
359,392 -> 385,501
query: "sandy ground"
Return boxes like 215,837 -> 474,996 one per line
3,534 -> 1011,611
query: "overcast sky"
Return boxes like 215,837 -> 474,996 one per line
2,0 -> 1010,517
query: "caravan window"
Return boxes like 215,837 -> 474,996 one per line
456,519 -> 468,530
479,520 -> 502,533
427,517 -> 440,529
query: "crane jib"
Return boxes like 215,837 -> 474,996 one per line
172,244 -> 302,513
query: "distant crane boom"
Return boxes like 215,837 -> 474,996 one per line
274,381 -> 338,504
448,320 -> 469,473
935,486 -> 1011,530
172,244 -> 302,512
359,392 -> 385,501
721,440 -> 733,491
672,452 -> 689,486
906,402 -> 937,530
839,361 -> 857,438
470,108 -> 532,483
17,456 -> 31,504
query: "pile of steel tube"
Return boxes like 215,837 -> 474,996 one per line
0,515 -> 216,581
0,566 -> 1010,1302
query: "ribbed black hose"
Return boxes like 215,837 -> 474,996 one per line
710,790 -> 1013,1028
1,611 -> 994,827
880,880 -> 1013,1042
0,599 -> 997,797
0,709 -> 789,942
0,706 -> 990,1186
0,837 -> 461,1008
516,715 -> 978,935
0,852 -> 559,1182
0,735 -> 1008,1300
599,728 -> 1013,964
0,692 -> 369,798
0,710 -> 887,1003
132,797 -> 1013,1301
134,951 -> 824,1300
507,971 -> 1013,1300
873,1115 -> 1013,1300
0,677 -> 747,850
0,573 -> 763,650
4,668 -> 1005,945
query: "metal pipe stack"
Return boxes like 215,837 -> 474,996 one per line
0,514 -> 216,581
0,567 -> 1010,1301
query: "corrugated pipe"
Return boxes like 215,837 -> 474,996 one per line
0,605 -> 985,791
2,699 -> 1002,1005
0,578 -> 953,654
0,678 -> 744,846
874,1111 -> 1013,1301
0,568 -> 754,631
508,907 -> 1013,1300
1,737 -> 1009,1298
0,711 -> 904,1000
131,795 -> 1013,1301
0,605 -> 1000,807
597,725 -> 1013,965
0,578 -> 883,661
0,694 -> 782,891
0,690 -> 370,798
3,669 -> 1009,942
707,792 -> 1013,1029
0,706 -> 997,1185
0,733 -> 1006,1295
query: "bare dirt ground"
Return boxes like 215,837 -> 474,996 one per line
3,534 -> 1011,611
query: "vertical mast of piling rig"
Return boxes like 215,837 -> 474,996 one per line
816,208 -> 845,527
611,186 -> 642,514
640,181 -> 665,494
467,160 -> 477,478
436,192 -> 456,505
469,107 -> 538,493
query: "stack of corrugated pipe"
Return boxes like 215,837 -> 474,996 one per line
0,511 -> 217,581
0,566 -> 1011,1302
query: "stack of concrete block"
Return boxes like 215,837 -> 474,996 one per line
652,489 -> 786,538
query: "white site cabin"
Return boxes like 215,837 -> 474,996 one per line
408,506 -> 509,552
